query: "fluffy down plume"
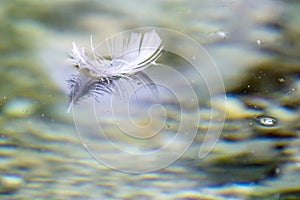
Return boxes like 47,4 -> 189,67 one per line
69,30 -> 162,79
67,30 -> 162,112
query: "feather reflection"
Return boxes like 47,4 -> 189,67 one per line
67,72 -> 158,113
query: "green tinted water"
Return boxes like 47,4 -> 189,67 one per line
1,0 -> 300,199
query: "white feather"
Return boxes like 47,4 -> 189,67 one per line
70,30 -> 163,79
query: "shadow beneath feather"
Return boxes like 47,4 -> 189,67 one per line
66,72 -> 158,113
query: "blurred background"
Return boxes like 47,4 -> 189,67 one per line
0,0 -> 300,199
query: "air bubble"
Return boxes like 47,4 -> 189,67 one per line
255,115 -> 278,127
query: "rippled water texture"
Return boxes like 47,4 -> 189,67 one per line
0,0 -> 300,199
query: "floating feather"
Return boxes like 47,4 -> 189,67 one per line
69,30 -> 162,80
67,30 -> 162,112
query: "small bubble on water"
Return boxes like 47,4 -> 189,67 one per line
255,116 -> 278,127
256,40 -> 262,45
286,88 -> 296,95
216,30 -> 228,39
